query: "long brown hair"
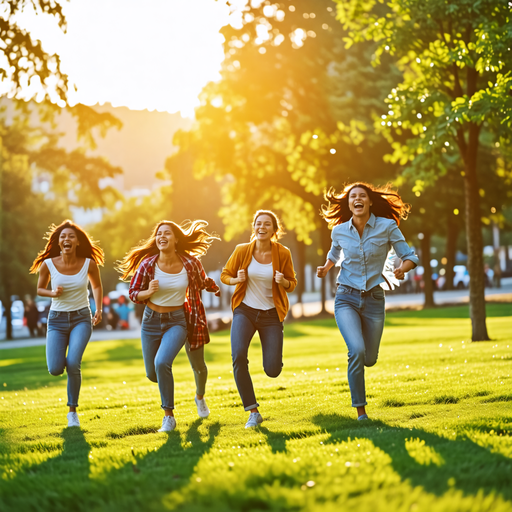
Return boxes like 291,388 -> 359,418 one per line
29,220 -> 104,273
321,182 -> 411,229
250,210 -> 286,242
116,220 -> 219,280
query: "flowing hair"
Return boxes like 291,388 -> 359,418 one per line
29,220 -> 104,273
321,182 -> 411,229
250,209 -> 286,242
116,220 -> 220,280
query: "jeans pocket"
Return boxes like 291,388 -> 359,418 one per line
336,286 -> 351,295
48,310 -> 60,320
371,289 -> 385,301
77,308 -> 91,318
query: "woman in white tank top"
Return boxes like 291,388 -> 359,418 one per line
117,220 -> 220,432
30,220 -> 104,428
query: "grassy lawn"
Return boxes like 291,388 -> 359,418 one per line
0,303 -> 511,512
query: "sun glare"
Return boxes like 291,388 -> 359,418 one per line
5,0 -> 232,118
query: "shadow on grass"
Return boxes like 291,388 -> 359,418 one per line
0,419 -> 221,512
311,413 -> 512,501
0,427 -> 91,511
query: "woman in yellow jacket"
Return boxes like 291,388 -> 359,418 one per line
221,210 -> 297,428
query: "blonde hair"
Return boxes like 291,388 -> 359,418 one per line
116,219 -> 219,280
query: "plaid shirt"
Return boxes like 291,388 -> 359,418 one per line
129,253 -> 220,350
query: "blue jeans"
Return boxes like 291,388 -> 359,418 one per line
46,307 -> 92,407
141,307 -> 207,410
231,303 -> 283,411
334,285 -> 385,407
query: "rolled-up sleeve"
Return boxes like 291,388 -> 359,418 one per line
282,250 -> 297,293
327,228 -> 343,265
389,221 -> 419,267
128,265 -> 146,304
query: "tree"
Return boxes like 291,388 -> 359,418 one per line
0,103 -> 122,340
172,0 -> 403,310
337,0 -> 512,340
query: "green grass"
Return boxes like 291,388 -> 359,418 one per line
1,303 -> 511,512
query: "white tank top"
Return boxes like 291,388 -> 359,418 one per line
151,264 -> 189,307
242,256 -> 275,311
45,258 -> 91,312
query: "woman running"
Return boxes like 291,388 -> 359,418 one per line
221,210 -> 297,428
117,220 -> 220,432
30,220 -> 104,428
317,183 -> 418,420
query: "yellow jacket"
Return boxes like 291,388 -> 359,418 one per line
221,240 -> 297,322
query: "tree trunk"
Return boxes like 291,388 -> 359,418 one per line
420,231 -> 435,308
444,219 -> 459,291
462,124 -> 490,341
294,238 -> 306,306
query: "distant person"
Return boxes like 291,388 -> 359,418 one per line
221,210 -> 297,428
317,183 -> 418,421
117,220 -> 220,432
30,220 -> 104,428
24,297 -> 40,337
115,295 -> 130,330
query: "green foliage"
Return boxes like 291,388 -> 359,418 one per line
0,304 -> 511,511
336,0 -> 512,183
0,0 -> 68,102
172,1 -> 401,246
0,102 -> 123,337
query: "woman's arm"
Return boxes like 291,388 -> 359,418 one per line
389,221 -> 419,280
220,247 -> 245,286
36,262 -> 62,298
275,249 -> 297,292
317,259 -> 335,278
195,259 -> 221,297
88,260 -> 103,326
135,281 -> 159,302
128,260 -> 157,304
317,230 -> 341,278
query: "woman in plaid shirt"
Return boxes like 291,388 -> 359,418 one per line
117,220 -> 220,432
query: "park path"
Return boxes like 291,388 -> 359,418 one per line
1,280 -> 511,350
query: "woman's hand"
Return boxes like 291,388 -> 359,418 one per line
316,265 -> 329,278
92,309 -> 102,326
393,267 -> 405,280
236,269 -> 246,284
53,286 -> 64,297
274,271 -> 289,288
147,279 -> 159,295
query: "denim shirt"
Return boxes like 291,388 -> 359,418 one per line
327,213 -> 419,291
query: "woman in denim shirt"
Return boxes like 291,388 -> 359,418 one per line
317,183 -> 419,421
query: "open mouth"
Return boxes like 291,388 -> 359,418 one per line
62,242 -> 72,249
354,201 -> 364,210
158,239 -> 168,246
257,231 -> 268,235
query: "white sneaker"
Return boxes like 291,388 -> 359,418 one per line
67,412 -> 80,428
158,416 -> 176,432
245,412 -> 263,429
195,396 -> 210,418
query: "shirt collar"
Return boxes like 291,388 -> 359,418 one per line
348,213 -> 376,230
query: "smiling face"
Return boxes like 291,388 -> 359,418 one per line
253,214 -> 276,243
156,224 -> 177,253
348,187 -> 372,218
59,228 -> 79,255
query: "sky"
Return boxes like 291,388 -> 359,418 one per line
6,0 -> 243,118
